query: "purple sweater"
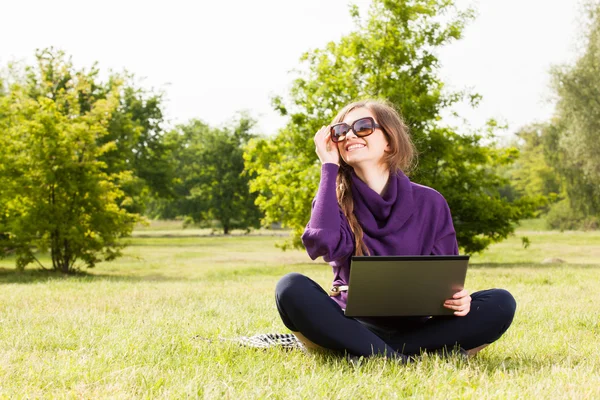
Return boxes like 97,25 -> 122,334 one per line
301,163 -> 459,309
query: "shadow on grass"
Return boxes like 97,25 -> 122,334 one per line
472,352 -> 586,372
469,262 -> 600,269
0,267 -> 187,284
276,347 -> 582,373
212,342 -> 573,373
0,263 -> 323,285
5,262 -> 597,285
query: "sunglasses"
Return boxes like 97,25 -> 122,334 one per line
329,117 -> 382,143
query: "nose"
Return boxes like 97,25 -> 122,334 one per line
345,129 -> 358,140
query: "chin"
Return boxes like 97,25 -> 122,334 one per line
343,154 -> 382,169
342,156 -> 365,168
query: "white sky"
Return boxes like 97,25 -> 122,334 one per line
0,0 -> 582,137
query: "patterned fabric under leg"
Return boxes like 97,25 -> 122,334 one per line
215,333 -> 306,350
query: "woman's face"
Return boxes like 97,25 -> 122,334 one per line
336,107 -> 389,168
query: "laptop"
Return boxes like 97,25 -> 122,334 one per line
344,255 -> 469,317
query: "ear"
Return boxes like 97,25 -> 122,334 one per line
383,140 -> 391,153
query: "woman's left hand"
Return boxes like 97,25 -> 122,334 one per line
443,289 -> 471,316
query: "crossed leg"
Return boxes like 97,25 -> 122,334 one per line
276,273 -> 516,357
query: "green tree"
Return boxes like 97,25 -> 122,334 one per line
498,123 -> 563,208
157,116 -> 262,234
244,0 -> 533,253
0,75 -> 138,272
547,2 -> 600,219
99,77 -> 174,213
18,48 -> 174,214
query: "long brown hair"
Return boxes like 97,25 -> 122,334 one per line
332,99 -> 416,256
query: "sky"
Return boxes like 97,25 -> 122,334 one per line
0,0 -> 583,137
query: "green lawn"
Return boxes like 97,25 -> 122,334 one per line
0,224 -> 599,398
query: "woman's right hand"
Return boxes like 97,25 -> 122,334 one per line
314,125 -> 340,166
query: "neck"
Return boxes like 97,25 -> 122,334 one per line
353,163 -> 390,195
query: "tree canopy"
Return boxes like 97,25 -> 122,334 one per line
155,116 -> 262,234
497,123 -> 563,210
15,48 -> 174,214
547,2 -> 600,219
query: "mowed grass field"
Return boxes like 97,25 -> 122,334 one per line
0,221 -> 599,399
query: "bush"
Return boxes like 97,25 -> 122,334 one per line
546,199 -> 599,230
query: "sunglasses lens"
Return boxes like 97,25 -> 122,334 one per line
353,118 -> 374,136
330,124 -> 349,142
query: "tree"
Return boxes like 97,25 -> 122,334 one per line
0,74 -> 138,272
18,48 -> 174,214
99,77 -> 175,213
244,0 -> 534,253
156,116 -> 262,234
547,1 -> 600,219
498,123 -> 563,208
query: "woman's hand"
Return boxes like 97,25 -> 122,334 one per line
443,289 -> 471,316
314,125 -> 340,165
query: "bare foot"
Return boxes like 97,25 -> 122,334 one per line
465,344 -> 489,357
292,331 -> 324,350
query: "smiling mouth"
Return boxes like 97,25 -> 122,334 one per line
346,143 -> 366,152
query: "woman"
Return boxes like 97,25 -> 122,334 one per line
275,99 -> 516,362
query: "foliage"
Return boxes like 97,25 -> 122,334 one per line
512,124 -> 563,200
155,116 -> 262,234
0,71 -> 138,272
9,48 -> 174,214
546,199 -> 600,231
548,2 -> 600,218
99,77 -> 174,213
497,123 -> 563,212
244,0 -> 534,253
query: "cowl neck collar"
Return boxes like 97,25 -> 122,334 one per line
350,168 -> 415,236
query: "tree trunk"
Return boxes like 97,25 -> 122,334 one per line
50,232 -> 71,273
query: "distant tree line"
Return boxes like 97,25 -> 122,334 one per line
499,1 -> 600,230
148,116 -> 262,234
0,49 -> 261,272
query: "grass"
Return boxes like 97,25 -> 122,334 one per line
516,218 -> 552,232
0,221 -> 599,398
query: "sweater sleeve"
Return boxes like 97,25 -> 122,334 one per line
431,196 -> 459,255
301,163 -> 355,262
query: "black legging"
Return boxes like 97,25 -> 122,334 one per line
276,273 -> 516,357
